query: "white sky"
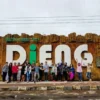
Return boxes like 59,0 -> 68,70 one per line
0,0 -> 100,36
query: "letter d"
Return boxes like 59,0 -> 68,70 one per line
6,45 -> 26,65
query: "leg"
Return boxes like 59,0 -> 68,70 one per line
15,73 -> 17,81
13,73 -> 15,81
31,71 -> 34,81
78,72 -> 80,81
3,72 -> 6,82
52,73 -> 54,80
37,73 -> 40,81
26,72 -> 29,82
9,74 -> 11,82
34,73 -> 36,82
44,72 -> 46,81
80,73 -> 82,81
46,73 -> 48,81
12,74 -> 14,81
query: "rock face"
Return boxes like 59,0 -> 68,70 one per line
49,34 -> 59,43
68,32 -> 76,42
0,33 -> 100,80
76,35 -> 86,43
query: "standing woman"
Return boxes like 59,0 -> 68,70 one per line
26,63 -> 32,82
12,63 -> 18,82
76,59 -> 83,81
21,63 -> 26,82
17,63 -> 22,82
8,63 -> 12,82
86,63 -> 93,81
69,64 -> 75,81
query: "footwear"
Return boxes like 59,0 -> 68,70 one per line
34,81 -> 36,83
89,79 -> 92,81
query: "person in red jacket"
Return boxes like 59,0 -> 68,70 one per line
12,62 -> 18,82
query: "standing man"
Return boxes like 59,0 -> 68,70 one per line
43,61 -> 49,81
2,62 -> 9,82
34,63 -> 40,83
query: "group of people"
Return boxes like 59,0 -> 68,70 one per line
1,60 -> 93,83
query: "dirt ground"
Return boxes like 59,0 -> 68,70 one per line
0,90 -> 100,100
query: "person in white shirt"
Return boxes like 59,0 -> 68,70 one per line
51,64 -> 57,81
17,63 -> 22,82
25,63 -> 32,82
43,61 -> 49,81
86,63 -> 93,81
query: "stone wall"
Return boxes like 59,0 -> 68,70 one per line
0,33 -> 100,80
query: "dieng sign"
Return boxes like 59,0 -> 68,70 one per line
6,44 -> 93,66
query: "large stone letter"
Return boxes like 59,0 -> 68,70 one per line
55,45 -> 71,65
74,44 -> 93,66
29,44 -> 36,64
39,45 -> 52,65
6,45 -> 26,64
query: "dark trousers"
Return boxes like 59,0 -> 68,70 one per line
12,73 -> 17,81
57,72 -> 62,81
52,73 -> 56,80
8,74 -> 12,82
2,72 -> 7,82
77,72 -> 82,81
44,72 -> 48,81
63,71 -> 67,81
39,71 -> 43,81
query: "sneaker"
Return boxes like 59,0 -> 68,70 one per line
89,79 -> 92,81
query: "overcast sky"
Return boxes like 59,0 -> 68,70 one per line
0,0 -> 100,36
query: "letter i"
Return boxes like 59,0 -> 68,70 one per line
29,44 -> 36,64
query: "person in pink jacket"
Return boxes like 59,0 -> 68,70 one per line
76,59 -> 83,81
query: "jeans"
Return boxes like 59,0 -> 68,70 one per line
86,72 -> 91,80
26,72 -> 31,82
34,73 -> 40,82
77,72 -> 82,81
44,72 -> 48,81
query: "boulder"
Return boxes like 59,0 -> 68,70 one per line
76,35 -> 86,43
68,32 -> 76,42
49,34 -> 59,43
21,33 -> 29,38
60,35 -> 67,43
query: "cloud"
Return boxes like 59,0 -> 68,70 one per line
0,0 -> 100,36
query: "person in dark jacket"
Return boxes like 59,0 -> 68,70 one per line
63,63 -> 68,81
57,63 -> 63,81
8,63 -> 12,82
21,64 -> 26,81
69,64 -> 75,81
39,63 -> 44,81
